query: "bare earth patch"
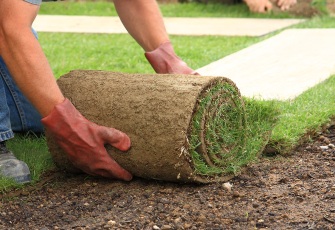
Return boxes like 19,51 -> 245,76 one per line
0,122 -> 334,229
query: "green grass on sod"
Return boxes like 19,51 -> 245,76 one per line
189,82 -> 248,176
189,83 -> 279,176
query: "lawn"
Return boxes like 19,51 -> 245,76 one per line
39,1 -> 297,18
1,1 -> 335,189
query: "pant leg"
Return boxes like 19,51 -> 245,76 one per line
0,56 -> 44,135
0,61 -> 14,142
1,28 -> 44,136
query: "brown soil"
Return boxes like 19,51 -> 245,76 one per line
0,122 -> 334,229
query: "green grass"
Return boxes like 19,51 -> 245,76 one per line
189,82 -> 247,176
1,134 -> 52,192
189,82 -> 279,177
2,2 -> 335,189
269,76 -> 335,154
39,1 -> 297,18
39,1 -> 118,16
311,0 -> 329,15
294,15 -> 335,27
41,33 -> 261,78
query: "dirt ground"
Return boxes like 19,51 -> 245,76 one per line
0,121 -> 333,229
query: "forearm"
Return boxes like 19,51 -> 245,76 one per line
1,32 -> 64,117
0,0 -> 64,117
114,0 -> 169,52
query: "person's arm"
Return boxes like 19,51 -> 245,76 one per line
114,0 -> 198,74
113,0 -> 168,52
0,0 -> 63,116
0,0 -> 132,180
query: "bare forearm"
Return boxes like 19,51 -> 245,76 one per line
1,30 -> 64,117
114,0 -> 169,52
0,0 -> 64,117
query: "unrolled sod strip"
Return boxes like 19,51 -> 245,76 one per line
47,70 -> 248,183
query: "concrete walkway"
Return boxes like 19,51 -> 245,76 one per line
197,29 -> 335,100
33,15 -> 303,36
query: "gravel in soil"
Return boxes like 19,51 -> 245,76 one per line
0,123 -> 334,229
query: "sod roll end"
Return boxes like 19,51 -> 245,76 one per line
47,70 -> 248,183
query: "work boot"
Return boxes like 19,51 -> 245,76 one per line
0,141 -> 31,183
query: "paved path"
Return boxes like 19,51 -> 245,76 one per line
33,15 -> 303,36
197,29 -> 335,100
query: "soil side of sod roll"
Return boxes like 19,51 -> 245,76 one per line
47,70 -> 249,183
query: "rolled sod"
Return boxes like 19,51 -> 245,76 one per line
47,70 -> 250,183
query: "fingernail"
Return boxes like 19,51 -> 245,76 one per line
123,172 -> 133,181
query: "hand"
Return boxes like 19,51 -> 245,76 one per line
244,0 -> 273,13
145,42 -> 199,75
277,0 -> 297,11
42,98 -> 132,181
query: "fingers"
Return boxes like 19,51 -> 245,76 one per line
97,156 -> 133,181
94,126 -> 132,180
78,125 -> 132,180
257,0 -> 272,13
99,126 -> 131,151
277,0 -> 297,10
67,138 -> 133,181
83,152 -> 133,181
245,0 -> 273,13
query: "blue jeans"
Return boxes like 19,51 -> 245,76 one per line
0,31 -> 43,142
24,0 -> 42,5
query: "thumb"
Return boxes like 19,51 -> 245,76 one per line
99,126 -> 131,151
